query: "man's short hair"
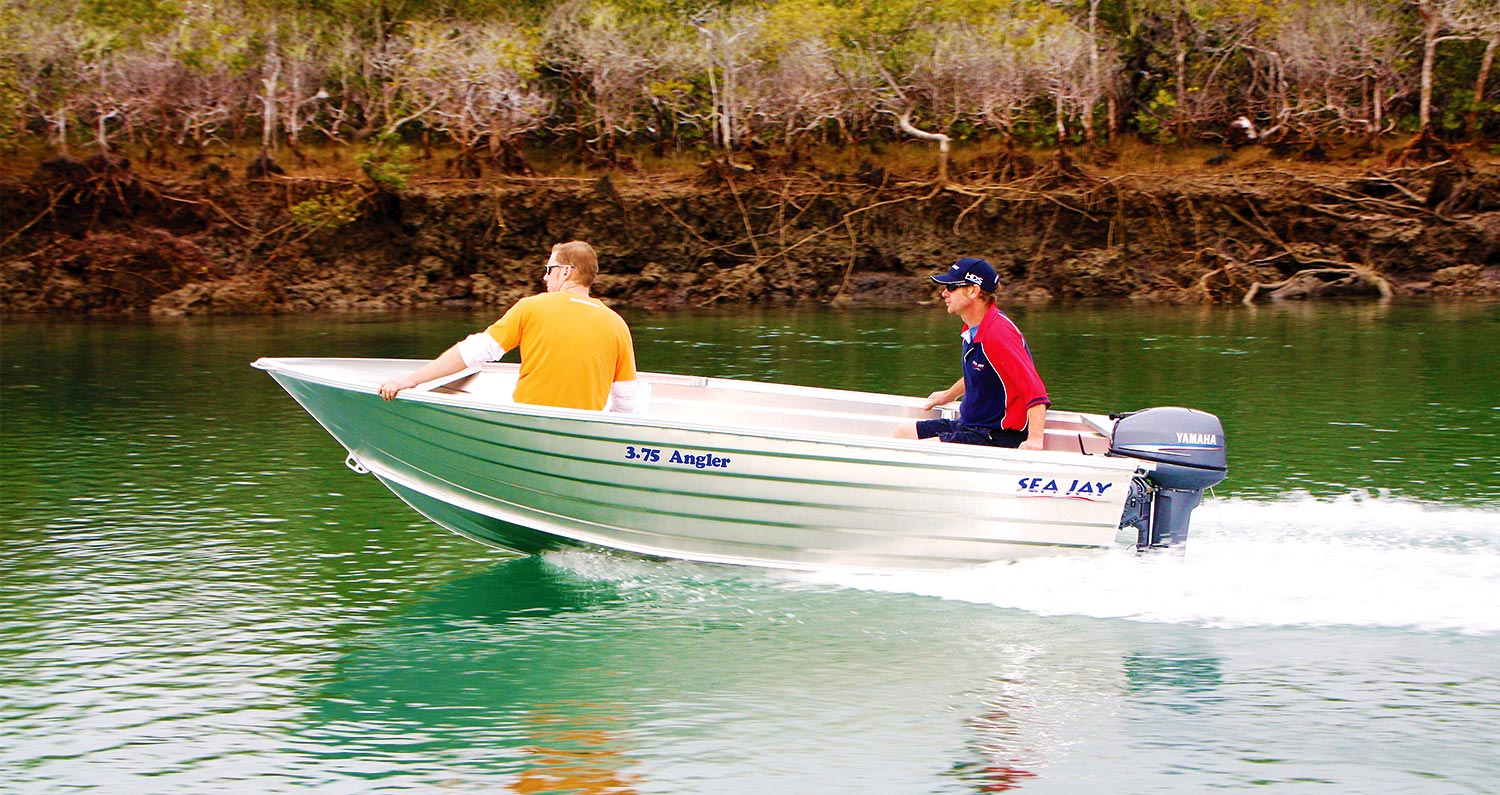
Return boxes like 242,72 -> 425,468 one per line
552,241 -> 598,286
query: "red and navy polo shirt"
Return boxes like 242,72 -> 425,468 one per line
958,305 -> 1050,431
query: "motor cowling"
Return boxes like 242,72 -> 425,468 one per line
1109,407 -> 1227,551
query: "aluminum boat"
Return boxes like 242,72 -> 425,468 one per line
254,357 -> 1227,572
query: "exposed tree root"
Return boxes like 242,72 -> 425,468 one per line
4,151 -> 1495,315
1383,126 -> 1470,170
1243,267 -> 1394,304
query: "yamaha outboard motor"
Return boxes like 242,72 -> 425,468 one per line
1109,407 -> 1227,552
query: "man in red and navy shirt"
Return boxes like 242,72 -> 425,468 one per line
897,257 -> 1050,450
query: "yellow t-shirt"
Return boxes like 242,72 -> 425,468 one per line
484,291 -> 637,410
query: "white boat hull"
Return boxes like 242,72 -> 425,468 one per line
255,358 -> 1154,571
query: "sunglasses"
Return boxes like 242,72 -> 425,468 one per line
544,264 -> 570,275
942,282 -> 973,293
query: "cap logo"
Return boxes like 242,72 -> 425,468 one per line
932,257 -> 997,292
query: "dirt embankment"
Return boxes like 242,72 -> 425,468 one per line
2,150 -> 1498,316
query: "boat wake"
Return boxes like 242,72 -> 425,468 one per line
547,494 -> 1500,636
800,494 -> 1500,635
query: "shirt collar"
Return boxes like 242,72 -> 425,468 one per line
960,305 -> 999,344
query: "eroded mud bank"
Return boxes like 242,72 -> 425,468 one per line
3,155 -> 1497,316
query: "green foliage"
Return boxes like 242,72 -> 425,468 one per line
1132,88 -> 1177,144
4,0 -> 1497,163
646,78 -> 695,100
762,0 -> 1015,58
289,188 -> 364,229
0,5 -> 25,151
0,65 -> 24,152
356,142 -> 414,192
79,0 -> 182,44
170,9 -> 257,74
306,0 -> 532,24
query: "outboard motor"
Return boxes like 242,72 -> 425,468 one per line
1109,407 -> 1227,552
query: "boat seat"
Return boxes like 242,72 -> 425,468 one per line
613,380 -> 652,414
646,392 -> 910,438
1043,430 -> 1111,455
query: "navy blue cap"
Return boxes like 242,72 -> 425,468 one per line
930,257 -> 998,292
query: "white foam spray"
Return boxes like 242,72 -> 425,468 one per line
801,495 -> 1500,635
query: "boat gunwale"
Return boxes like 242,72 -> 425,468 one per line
253,356 -> 1143,474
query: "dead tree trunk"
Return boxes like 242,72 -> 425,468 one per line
897,110 -> 949,185
1243,267 -> 1394,304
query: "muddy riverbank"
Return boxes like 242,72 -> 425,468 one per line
3,150 -> 1498,316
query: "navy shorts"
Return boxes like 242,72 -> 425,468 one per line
916,418 -> 1027,448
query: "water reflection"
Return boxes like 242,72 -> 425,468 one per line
1123,652 -> 1225,712
947,697 -> 1039,792
299,554 -> 1146,792
510,706 -> 642,795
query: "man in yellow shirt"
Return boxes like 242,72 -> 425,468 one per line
378,241 -> 638,412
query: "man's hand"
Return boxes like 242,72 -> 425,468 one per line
378,376 -> 418,401
1019,402 -> 1049,451
921,391 -> 948,411
921,379 -> 965,411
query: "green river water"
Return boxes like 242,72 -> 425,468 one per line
2,301 -> 1498,793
